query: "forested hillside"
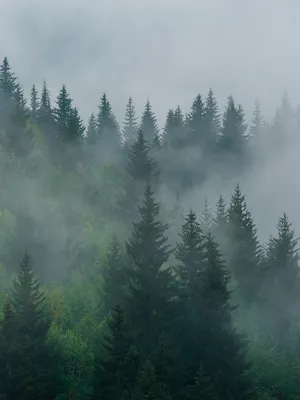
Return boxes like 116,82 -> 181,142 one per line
0,57 -> 300,399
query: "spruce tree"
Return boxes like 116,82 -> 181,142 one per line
227,184 -> 261,304
123,97 -> 138,146
54,84 -> 73,140
86,112 -> 97,145
262,213 -> 300,345
0,57 -> 18,117
121,130 -> 159,218
9,251 -> 61,399
186,94 -> 205,147
96,93 -> 120,151
140,100 -> 160,145
126,185 -> 173,357
93,305 -> 139,400
204,88 -> 220,149
37,80 -> 54,135
212,195 -> 228,255
249,98 -> 264,139
30,84 -> 39,124
219,96 -> 247,159
200,233 -> 252,399
66,107 -> 85,142
200,198 -> 213,234
100,235 -> 127,318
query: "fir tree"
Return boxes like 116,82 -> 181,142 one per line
66,107 -> 85,141
123,97 -> 138,146
204,88 -> 221,148
227,184 -> 261,304
262,213 -> 300,345
93,305 -> 139,400
186,94 -> 205,147
219,96 -> 247,158
140,100 -> 160,145
126,185 -> 173,357
100,235 -> 127,318
96,93 -> 120,150
200,233 -> 252,399
200,198 -> 213,234
212,195 -> 228,255
37,80 -> 54,133
249,98 -> 264,138
85,112 -> 97,146
8,251 -> 61,399
30,84 -> 39,123
0,57 -> 18,100
54,84 -> 73,140
121,130 -> 159,218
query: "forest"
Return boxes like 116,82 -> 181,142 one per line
0,56 -> 299,399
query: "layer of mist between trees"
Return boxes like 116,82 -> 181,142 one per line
0,57 -> 300,398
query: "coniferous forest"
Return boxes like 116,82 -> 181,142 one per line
0,57 -> 300,399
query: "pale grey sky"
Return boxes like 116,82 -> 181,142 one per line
1,0 -> 300,128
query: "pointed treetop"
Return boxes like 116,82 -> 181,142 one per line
140,99 -> 159,143
123,96 -> 138,144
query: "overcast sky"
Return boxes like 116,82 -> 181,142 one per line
1,0 -> 300,128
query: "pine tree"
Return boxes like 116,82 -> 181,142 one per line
37,80 -> 54,132
66,107 -> 85,141
121,130 -> 159,218
200,198 -> 213,234
93,305 -> 139,400
200,233 -> 252,399
204,88 -> 221,148
227,184 -> 261,304
262,213 -> 300,345
140,100 -> 160,145
212,195 -> 228,255
30,84 -> 39,123
0,57 -> 18,101
9,251 -> 61,399
219,96 -> 247,158
100,235 -> 127,318
186,94 -> 205,147
96,93 -> 120,150
249,98 -> 264,139
86,112 -> 97,144
123,97 -> 138,146
126,185 -> 173,357
54,84 -> 73,140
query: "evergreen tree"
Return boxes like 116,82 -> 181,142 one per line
123,97 -> 138,146
262,213 -> 300,345
249,98 -> 264,139
96,93 -> 120,150
212,195 -> 228,255
0,57 -> 18,112
37,80 -> 54,134
94,305 -> 139,400
66,107 -> 85,142
121,130 -> 159,218
219,96 -> 247,158
126,185 -> 173,357
200,198 -> 213,234
227,184 -> 261,304
204,88 -> 221,148
186,94 -> 205,147
200,233 -> 252,399
271,92 -> 294,148
163,109 -> 175,143
85,112 -> 97,147
140,100 -> 160,145
7,251 -> 61,399
54,84 -> 73,140
30,84 -> 39,123
100,235 -> 127,318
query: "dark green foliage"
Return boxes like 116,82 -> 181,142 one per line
94,305 -> 139,400
30,84 -> 39,124
140,100 -> 160,145
86,112 -> 97,145
37,80 -> 54,130
204,88 -> 221,147
123,97 -> 138,146
54,84 -> 73,141
100,235 -> 127,318
3,252 -> 61,399
227,184 -> 261,304
96,93 -> 120,151
67,107 -> 85,142
186,94 -> 206,147
126,185 -> 173,356
261,213 -> 300,346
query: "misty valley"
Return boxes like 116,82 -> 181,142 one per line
0,57 -> 299,399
